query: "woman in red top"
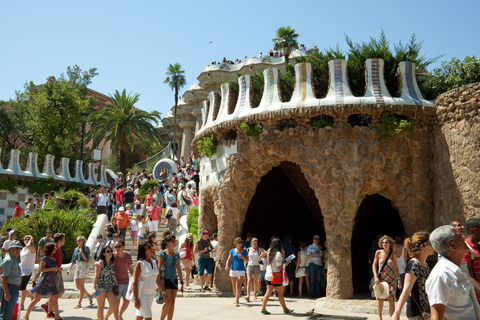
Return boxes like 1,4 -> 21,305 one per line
179,233 -> 195,290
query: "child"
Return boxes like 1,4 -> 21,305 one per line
294,241 -> 309,297
137,215 -> 147,241
130,214 -> 139,249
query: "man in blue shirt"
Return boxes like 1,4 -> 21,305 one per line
0,240 -> 23,320
306,235 -> 323,298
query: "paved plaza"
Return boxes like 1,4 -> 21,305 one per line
24,296 -> 406,320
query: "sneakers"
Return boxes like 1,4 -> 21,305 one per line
41,304 -> 48,313
283,309 -> 294,314
46,312 -> 56,318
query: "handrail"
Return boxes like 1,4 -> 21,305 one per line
133,142 -> 172,173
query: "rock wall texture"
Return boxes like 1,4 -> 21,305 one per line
198,105 -> 435,298
434,83 -> 480,224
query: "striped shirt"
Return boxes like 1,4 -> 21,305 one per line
306,243 -> 323,266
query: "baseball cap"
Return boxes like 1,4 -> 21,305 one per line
201,230 -> 209,235
119,207 -> 125,211
8,240 -> 23,249
9,230 -> 17,237
125,204 -> 131,207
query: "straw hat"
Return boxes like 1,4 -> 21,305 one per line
373,282 -> 390,299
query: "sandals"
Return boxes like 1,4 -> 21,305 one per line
185,285 -> 192,290
89,295 -> 94,305
74,304 -> 82,309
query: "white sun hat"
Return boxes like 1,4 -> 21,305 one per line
373,281 -> 390,299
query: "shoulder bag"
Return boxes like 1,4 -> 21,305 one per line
369,249 -> 392,292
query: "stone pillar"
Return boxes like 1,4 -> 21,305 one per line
179,121 -> 196,158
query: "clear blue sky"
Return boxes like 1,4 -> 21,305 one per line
1,0 -> 479,118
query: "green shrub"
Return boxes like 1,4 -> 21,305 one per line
312,115 -> 334,128
66,181 -> 85,191
140,180 -> 160,200
240,122 -> 264,141
23,176 -> 58,195
379,113 -> 417,141
196,135 -> 217,157
1,208 -> 94,264
58,189 -> 82,201
187,207 -> 199,242
0,178 -> 19,194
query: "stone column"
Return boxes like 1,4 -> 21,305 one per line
192,101 -> 203,133
179,121 -> 196,158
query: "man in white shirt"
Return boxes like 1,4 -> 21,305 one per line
426,225 -> 480,319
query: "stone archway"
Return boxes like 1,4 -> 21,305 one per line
241,161 -> 325,244
351,194 -> 406,295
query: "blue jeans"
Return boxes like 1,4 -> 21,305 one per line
309,263 -> 323,297
0,284 -> 19,320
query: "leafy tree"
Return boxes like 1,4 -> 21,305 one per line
273,26 -> 299,64
164,63 -> 186,159
87,89 -> 162,174
424,56 -> 480,98
0,107 -> 23,152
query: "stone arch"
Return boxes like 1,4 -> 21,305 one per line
351,194 -> 406,295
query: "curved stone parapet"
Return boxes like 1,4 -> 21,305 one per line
73,160 -> 85,183
57,158 -> 71,181
7,149 -> 24,175
84,163 -> 96,185
194,59 -> 435,138
96,165 -> 108,186
43,154 -> 58,178
398,61 -> 434,107
362,58 -> 396,104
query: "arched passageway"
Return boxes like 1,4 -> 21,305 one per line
351,194 -> 406,295
241,161 -> 325,247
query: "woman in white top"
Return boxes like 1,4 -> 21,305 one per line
245,237 -> 266,302
394,235 -> 407,297
133,241 -> 159,320
294,241 -> 309,297
19,235 -> 35,310
261,237 -> 293,315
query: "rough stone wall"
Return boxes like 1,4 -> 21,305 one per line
434,83 -> 480,224
199,106 -> 435,298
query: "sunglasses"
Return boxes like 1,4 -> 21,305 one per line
24,238 -> 31,241
97,236 -> 102,239
114,245 -> 122,248
381,241 -> 389,244
105,250 -> 113,253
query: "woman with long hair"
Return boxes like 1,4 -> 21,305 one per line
23,243 -> 63,320
373,235 -> 401,320
261,237 -> 293,315
133,241 -> 159,320
19,235 -> 35,310
179,233 -> 195,290
158,235 -> 184,320
245,237 -> 266,302
225,237 -> 248,307
391,232 -> 434,320
67,236 -> 93,309
92,246 -> 118,320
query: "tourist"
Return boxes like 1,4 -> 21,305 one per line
391,231 -> 433,320
134,193 -> 143,215
133,241 -> 159,320
295,241 -> 309,297
106,234 -> 119,250
225,237 -> 248,306
12,201 -> 24,219
261,237 -> 294,315
372,235 -> 401,319
124,187 -> 135,209
464,218 -> 480,302
106,218 -> 119,241
37,229 -> 54,263
96,186 -> 108,215
210,233 -> 218,283
92,234 -> 105,261
33,192 -> 41,210
24,197 -> 35,217
194,230 -> 215,292
93,246 -> 119,320
0,240 -> 23,320
451,220 -> 466,235
115,207 -> 131,242
145,188 -> 154,207
147,232 -> 161,257
130,214 -> 139,249
179,233 -> 195,290
138,215 -> 148,241
115,185 -> 124,208
166,201 -> 180,237
306,235 -> 323,298
394,235 -> 407,298
147,198 -> 161,233
426,225 -> 480,319
158,235 -> 184,320
44,232 -> 66,318
114,240 -> 134,320
2,229 -> 17,257
106,189 -> 113,219
19,235 -> 35,310
67,236 -> 93,309
177,185 -> 189,218
24,242 -> 63,320
245,237 -> 266,301
165,188 -> 176,209
283,235 -> 297,295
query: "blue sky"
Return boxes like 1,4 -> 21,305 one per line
1,0 -> 479,118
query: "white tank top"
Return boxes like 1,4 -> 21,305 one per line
20,247 -> 36,276
248,248 -> 260,266
395,244 -> 406,274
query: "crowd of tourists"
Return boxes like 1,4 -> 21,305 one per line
366,220 -> 480,320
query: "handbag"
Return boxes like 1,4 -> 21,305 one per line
271,271 -> 283,285
166,208 -> 173,219
369,249 -> 393,292
282,265 -> 289,286
191,265 -> 198,278
182,195 -> 191,205
295,267 -> 306,278
112,285 -> 120,296
155,290 -> 165,304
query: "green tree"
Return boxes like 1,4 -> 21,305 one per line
164,63 -> 186,159
272,26 -> 299,64
424,56 -> 480,98
87,89 -> 162,173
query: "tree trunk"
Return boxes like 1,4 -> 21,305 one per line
119,130 -> 128,174
172,87 -> 178,160
284,46 -> 290,64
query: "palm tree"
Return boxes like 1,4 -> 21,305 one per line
87,89 -> 162,173
272,26 -> 300,64
164,63 -> 186,159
